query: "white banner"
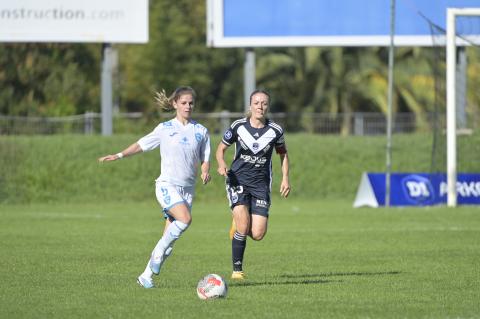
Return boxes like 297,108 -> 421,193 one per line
0,0 -> 148,43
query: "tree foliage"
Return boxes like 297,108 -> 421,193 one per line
1,0 -> 479,131
0,43 -> 100,116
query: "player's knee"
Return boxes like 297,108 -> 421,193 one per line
177,214 -> 192,226
251,231 -> 266,241
184,215 -> 192,225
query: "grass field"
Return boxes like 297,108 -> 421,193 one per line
1,199 -> 479,318
2,132 -> 480,204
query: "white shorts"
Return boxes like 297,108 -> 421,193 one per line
155,181 -> 195,218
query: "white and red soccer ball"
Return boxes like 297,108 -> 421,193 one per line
196,274 -> 228,300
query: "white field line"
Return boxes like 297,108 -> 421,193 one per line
25,212 -> 104,219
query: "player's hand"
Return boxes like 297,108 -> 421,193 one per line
280,180 -> 290,198
217,166 -> 228,177
98,154 -> 120,162
201,172 -> 211,185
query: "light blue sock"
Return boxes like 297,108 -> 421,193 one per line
151,220 -> 189,264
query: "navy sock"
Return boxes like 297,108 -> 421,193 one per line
232,231 -> 247,271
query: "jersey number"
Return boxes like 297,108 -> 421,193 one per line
227,185 -> 243,204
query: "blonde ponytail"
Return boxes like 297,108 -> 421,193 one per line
154,86 -> 196,112
154,89 -> 175,112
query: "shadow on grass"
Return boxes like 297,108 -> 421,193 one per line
229,278 -> 336,287
228,270 -> 401,287
279,270 -> 402,279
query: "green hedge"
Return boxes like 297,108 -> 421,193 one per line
1,133 -> 479,204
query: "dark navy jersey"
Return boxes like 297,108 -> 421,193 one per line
222,118 -> 287,196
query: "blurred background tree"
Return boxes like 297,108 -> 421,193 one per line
0,43 -> 99,116
0,0 -> 478,126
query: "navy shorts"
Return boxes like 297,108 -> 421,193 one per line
225,177 -> 270,217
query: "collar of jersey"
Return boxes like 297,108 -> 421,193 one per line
247,118 -> 268,130
172,117 -> 192,128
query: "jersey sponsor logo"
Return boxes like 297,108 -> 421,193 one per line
169,132 -> 178,137
240,154 -> 267,165
255,199 -> 269,208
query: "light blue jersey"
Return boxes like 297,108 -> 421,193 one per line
137,118 -> 210,187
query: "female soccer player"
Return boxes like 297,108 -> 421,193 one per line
215,89 -> 290,280
98,86 -> 211,288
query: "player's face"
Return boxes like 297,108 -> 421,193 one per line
250,93 -> 269,120
174,93 -> 194,120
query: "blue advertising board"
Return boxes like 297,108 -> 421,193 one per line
354,172 -> 480,207
207,0 -> 480,47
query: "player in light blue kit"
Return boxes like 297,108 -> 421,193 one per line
98,86 -> 211,288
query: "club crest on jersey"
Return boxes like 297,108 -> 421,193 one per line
195,133 -> 202,142
252,142 -> 259,151
180,137 -> 190,145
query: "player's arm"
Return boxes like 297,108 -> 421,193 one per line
200,132 -> 212,184
279,152 -> 290,198
200,161 -> 211,185
215,142 -> 229,177
98,142 -> 143,162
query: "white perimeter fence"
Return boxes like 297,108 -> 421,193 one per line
0,111 -> 476,135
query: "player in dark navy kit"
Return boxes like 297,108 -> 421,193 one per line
216,89 -> 290,280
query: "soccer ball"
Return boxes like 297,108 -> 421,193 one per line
196,274 -> 228,300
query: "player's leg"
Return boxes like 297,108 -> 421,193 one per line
250,214 -> 268,241
225,178 -> 250,279
163,218 -> 174,257
138,184 -> 192,287
229,218 -> 236,240
231,204 -> 250,279
249,196 -> 270,241
148,202 -> 190,275
149,183 -> 193,273
225,177 -> 237,240
138,206 -> 189,288
139,218 -> 172,281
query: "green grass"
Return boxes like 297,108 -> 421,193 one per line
1,199 -> 479,318
1,133 -> 480,317
2,132 -> 480,204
